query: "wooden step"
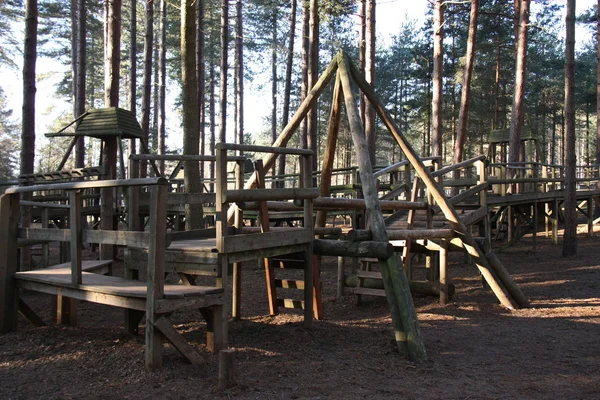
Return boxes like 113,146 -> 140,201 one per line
275,279 -> 305,289
276,298 -> 305,309
357,270 -> 382,279
353,287 -> 386,297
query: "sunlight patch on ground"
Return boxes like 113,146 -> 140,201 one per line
419,313 -> 471,322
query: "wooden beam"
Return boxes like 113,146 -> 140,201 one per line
314,239 -> 394,258
154,316 -> 204,365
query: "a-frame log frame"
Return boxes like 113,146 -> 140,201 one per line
343,52 -> 528,310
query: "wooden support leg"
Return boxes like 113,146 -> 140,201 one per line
303,248 -> 314,328
218,349 -> 236,389
552,199 -> 559,244
588,197 -> 593,236
57,296 -> 78,326
439,239 -> 448,306
264,259 -> 278,316
0,194 -> 19,333
336,256 -> 345,298
201,304 -> 224,353
532,202 -> 537,253
18,298 -> 46,327
312,255 -> 322,320
232,262 -> 242,320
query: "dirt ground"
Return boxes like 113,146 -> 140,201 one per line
1,227 -> 600,400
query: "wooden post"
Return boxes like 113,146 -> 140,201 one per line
338,55 -> 426,361
588,197 -> 593,236
346,52 -> 519,310
218,349 -> 236,389
301,152 -> 314,327
439,238 -> 448,305
0,194 -> 19,333
232,161 -> 244,320
145,182 -> 168,370
215,147 -> 230,350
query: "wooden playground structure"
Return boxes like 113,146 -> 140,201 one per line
2,52 -> 600,377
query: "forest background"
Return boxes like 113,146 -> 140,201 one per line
0,0 -> 598,180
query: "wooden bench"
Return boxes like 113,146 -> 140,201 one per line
0,178 -> 224,370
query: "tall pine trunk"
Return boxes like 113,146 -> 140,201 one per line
271,7 -> 278,178
562,0 -> 577,257
454,0 -> 478,163
307,0 -> 318,170
431,0 -> 443,158
127,0 -> 136,172
218,0 -> 228,143
235,0 -> 243,153
196,0 -> 205,184
365,0 -> 376,165
278,0 -> 297,187
140,0 -> 153,177
596,0 -> 600,164
300,0 -> 309,149
158,0 -> 167,175
508,0 -> 529,163
181,0 -> 203,229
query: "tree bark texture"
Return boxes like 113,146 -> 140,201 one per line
158,0 -> 167,175
278,0 -> 297,185
218,0 -> 228,143
454,0 -> 478,164
21,0 -> 37,177
508,0 -> 529,163
431,0 -> 443,158
562,0 -> 577,257
307,0 -> 319,170
140,0 -> 153,177
196,0 -> 205,181
181,0 -> 203,229
300,1 -> 309,149
235,0 -> 244,153
271,7 -> 278,176
75,0 -> 86,167
596,0 -> 600,164
104,0 -> 121,107
365,0 -> 376,165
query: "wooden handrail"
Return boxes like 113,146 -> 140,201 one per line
4,177 -> 168,194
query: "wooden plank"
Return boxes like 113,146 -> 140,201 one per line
69,191 -> 83,285
4,177 -> 168,195
153,316 -> 204,365
222,229 -> 312,254
223,187 -> 319,203
313,239 -> 394,258
275,279 -> 305,289
216,142 -> 314,155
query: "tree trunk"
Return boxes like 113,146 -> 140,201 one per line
140,0 -> 153,177
300,1 -> 309,149
102,0 -> 121,260
181,0 -> 203,229
596,0 -> 600,164
359,0 -> 366,125
196,0 -> 205,183
278,0 -> 297,187
235,0 -> 243,154
508,0 -> 529,163
365,0 -> 376,165
127,0 -> 136,172
271,7 -> 278,177
431,0 -> 443,158
75,0 -> 86,167
158,0 -> 167,175
307,0 -> 319,170
21,0 -> 37,177
562,0 -> 577,257
454,0 -> 478,164
218,0 -> 228,143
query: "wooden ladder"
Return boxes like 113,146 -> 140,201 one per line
254,160 -> 322,319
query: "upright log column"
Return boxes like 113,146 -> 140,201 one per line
338,55 -> 426,361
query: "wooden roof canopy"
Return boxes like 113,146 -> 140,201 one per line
488,126 -> 535,144
46,107 -> 144,140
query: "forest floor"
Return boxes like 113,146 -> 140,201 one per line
1,226 -> 600,400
